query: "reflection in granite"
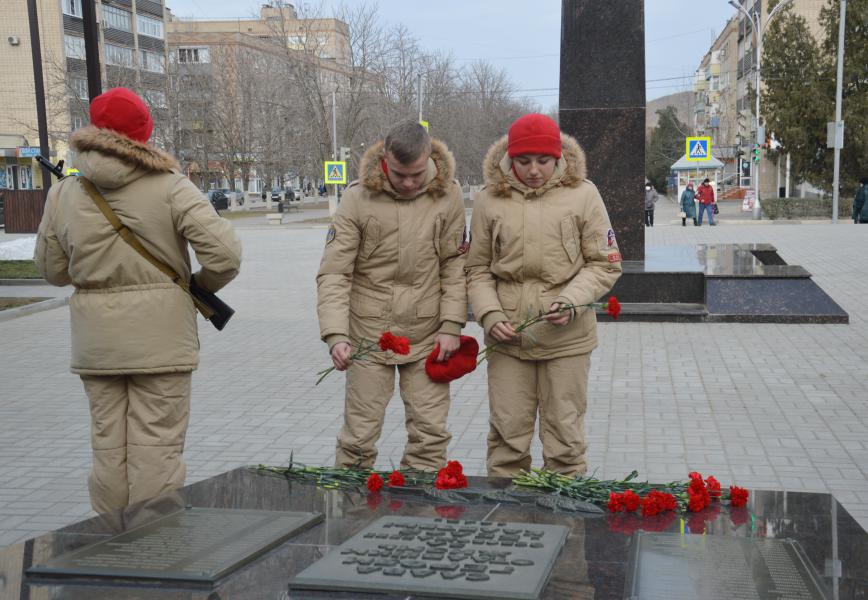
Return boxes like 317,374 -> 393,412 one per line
560,0 -> 646,262
0,468 -> 865,598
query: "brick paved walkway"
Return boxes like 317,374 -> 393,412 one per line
1,198 -> 867,546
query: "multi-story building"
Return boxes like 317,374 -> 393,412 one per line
0,0 -> 169,190
166,2 -> 355,193
733,0 -> 825,196
693,17 -> 739,182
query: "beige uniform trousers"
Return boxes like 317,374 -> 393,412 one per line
336,358 -> 451,471
81,372 -> 191,515
486,351 -> 590,478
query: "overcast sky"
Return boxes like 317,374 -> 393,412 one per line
165,0 -> 736,108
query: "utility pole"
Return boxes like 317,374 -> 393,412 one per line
831,0 -> 847,224
329,89 -> 338,215
417,73 -> 424,123
26,0 -> 52,193
728,0 -> 793,220
81,0 -> 102,100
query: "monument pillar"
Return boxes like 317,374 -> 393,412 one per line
559,0 -> 646,261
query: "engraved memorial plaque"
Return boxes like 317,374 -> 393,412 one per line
625,532 -> 830,600
27,507 -> 323,583
291,515 -> 569,600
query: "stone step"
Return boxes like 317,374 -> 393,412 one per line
596,303 -> 707,323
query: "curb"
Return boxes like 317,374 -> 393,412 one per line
0,296 -> 69,323
0,279 -> 48,286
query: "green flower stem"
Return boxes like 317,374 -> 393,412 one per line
315,338 -> 380,385
479,302 -> 609,362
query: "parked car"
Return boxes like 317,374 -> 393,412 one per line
271,186 -> 283,202
207,190 -> 229,211
220,188 -> 242,206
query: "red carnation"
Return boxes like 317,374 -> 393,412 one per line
687,487 -> 711,512
444,460 -> 464,477
622,489 -> 641,512
435,461 -> 468,489
605,296 -> 621,319
729,486 -> 749,507
641,494 -> 663,517
607,492 -> 625,513
658,491 -> 678,511
366,472 -> 384,493
388,471 -> 406,487
378,332 -> 411,355
705,475 -> 722,498
688,471 -> 703,481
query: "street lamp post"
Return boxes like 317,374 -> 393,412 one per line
728,0 -> 793,220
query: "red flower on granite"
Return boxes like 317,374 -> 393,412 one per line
729,486 -> 749,507
379,332 -> 411,355
387,471 -> 406,487
622,489 -> 641,512
435,461 -> 468,489
388,500 -> 404,512
605,296 -> 622,319
705,475 -> 722,498
641,490 -> 677,516
366,493 -> 382,511
366,472 -> 384,493
607,492 -> 625,513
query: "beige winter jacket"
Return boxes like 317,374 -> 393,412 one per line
35,127 -> 242,375
466,133 -> 621,360
317,138 -> 467,365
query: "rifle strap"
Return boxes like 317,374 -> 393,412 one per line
79,177 -> 215,318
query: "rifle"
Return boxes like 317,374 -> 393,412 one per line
36,155 -> 65,179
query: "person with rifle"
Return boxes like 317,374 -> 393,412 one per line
35,88 -> 242,514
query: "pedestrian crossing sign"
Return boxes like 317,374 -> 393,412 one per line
324,161 -> 347,184
686,137 -> 711,162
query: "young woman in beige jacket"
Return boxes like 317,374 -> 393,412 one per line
466,114 -> 621,477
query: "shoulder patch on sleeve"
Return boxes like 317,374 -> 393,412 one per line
325,225 -> 336,245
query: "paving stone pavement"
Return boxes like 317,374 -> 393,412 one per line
1,197 -> 867,547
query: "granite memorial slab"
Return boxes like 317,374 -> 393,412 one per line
26,507 -> 323,584
0,468 -> 865,598
291,515 -> 568,599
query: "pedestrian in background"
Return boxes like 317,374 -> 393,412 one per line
466,114 -> 622,477
317,120 -> 467,471
680,182 -> 697,226
35,88 -> 242,514
853,177 -> 868,223
696,178 -> 716,226
644,182 -> 657,227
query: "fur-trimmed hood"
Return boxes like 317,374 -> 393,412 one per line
358,138 -> 455,199
482,132 -> 587,198
70,126 -> 180,190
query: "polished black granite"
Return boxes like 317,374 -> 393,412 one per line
2,467 -> 867,599
560,0 -> 646,262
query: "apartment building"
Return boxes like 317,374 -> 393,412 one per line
695,0 -> 827,195
0,0 -> 169,190
166,3 -> 356,192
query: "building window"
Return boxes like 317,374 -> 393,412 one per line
71,77 -> 87,99
64,35 -> 86,59
105,43 -> 134,67
62,0 -> 82,17
137,14 -> 164,39
178,47 -> 209,63
140,49 -> 165,73
102,5 -> 131,32
144,90 -> 167,108
71,115 -> 85,130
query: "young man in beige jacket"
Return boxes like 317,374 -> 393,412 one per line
36,88 -> 242,513
317,120 -> 467,471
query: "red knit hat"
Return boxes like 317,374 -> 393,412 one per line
507,114 -> 562,159
425,336 -> 479,383
89,87 -> 154,144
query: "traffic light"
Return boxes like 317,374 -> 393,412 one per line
753,146 -> 761,163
